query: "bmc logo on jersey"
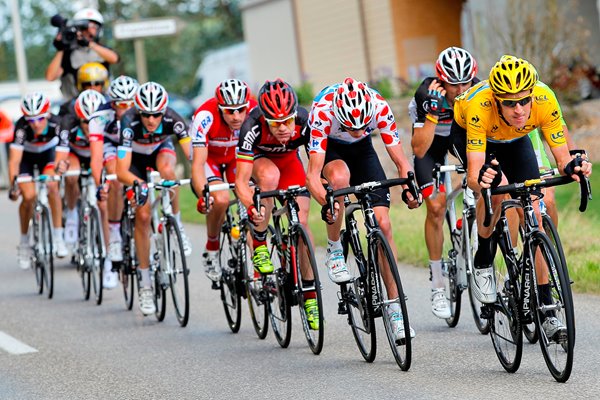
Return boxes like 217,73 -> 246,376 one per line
241,126 -> 259,152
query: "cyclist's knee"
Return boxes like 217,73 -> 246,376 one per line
254,168 -> 279,190
426,199 -> 446,220
326,171 -> 350,190
136,207 -> 151,226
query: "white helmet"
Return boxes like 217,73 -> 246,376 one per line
332,77 -> 374,129
21,92 -> 51,117
109,76 -> 139,101
215,79 -> 249,106
73,8 -> 104,25
435,47 -> 478,84
75,90 -> 106,121
135,82 -> 169,114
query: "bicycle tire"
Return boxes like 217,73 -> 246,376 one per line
90,207 -> 104,305
153,264 -> 167,322
246,240 -> 269,339
39,206 -> 54,299
542,214 -> 567,276
165,216 -> 190,327
294,225 -> 324,355
119,209 -> 135,311
341,228 -> 376,363
371,231 -> 412,370
490,286 -> 523,373
467,220 -> 491,334
267,224 -> 292,348
444,231 -> 462,327
219,223 -> 242,333
531,232 -> 575,382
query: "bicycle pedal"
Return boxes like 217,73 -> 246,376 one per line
480,305 -> 494,320
337,301 -> 348,315
211,281 -> 219,291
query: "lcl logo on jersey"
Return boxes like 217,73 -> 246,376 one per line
535,94 -> 548,103
551,131 -> 565,143
468,139 -> 484,147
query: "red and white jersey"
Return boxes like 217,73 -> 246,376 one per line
308,84 -> 401,154
190,97 -> 257,165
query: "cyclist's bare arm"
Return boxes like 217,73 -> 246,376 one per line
90,140 -> 104,186
234,159 -> 255,210
466,151 -> 486,193
178,137 -> 192,161
8,147 -> 23,184
116,151 -> 139,187
191,146 -> 208,196
306,152 -> 327,205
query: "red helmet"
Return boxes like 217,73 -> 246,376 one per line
258,79 -> 297,120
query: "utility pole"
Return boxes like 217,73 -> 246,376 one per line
10,0 -> 28,96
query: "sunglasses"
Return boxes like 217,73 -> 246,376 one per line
25,115 -> 47,123
219,103 -> 249,115
113,100 -> 134,109
265,113 -> 296,128
140,112 -> 163,119
82,81 -> 105,89
496,94 -> 532,108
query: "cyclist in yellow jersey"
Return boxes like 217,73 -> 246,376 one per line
451,55 -> 592,339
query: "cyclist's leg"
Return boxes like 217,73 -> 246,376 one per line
249,156 -> 278,273
64,153 -> 82,245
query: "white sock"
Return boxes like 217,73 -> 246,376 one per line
139,268 -> 152,288
327,239 -> 342,253
430,259 -> 444,289
54,228 -> 64,241
175,212 -> 182,225
109,223 -> 121,242
20,234 -> 29,245
103,258 -> 113,272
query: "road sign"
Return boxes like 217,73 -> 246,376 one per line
113,18 -> 182,40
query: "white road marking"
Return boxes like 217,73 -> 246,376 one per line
0,331 -> 38,354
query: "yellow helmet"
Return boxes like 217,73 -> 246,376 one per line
488,55 -> 538,94
77,62 -> 109,91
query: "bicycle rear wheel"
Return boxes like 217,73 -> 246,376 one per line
267,225 -> 292,348
119,212 -> 135,311
39,206 -> 54,299
342,228 -> 376,363
219,226 -> 242,333
165,217 -> 190,327
295,225 -> 324,355
371,231 -> 412,370
90,207 -> 104,305
532,232 -> 574,382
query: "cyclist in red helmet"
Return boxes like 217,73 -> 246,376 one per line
408,46 -> 479,320
191,79 -> 257,282
235,79 -> 320,330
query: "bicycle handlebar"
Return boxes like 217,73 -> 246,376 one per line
16,174 -> 61,184
482,172 -> 591,227
256,185 -> 309,200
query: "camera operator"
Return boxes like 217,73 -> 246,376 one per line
45,8 -> 119,99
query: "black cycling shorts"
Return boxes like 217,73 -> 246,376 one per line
129,139 -> 176,181
486,136 -> 540,184
19,148 -> 56,176
414,134 -> 450,198
324,135 -> 390,208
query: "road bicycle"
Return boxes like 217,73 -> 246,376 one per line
327,173 -> 420,370
482,163 -> 590,382
64,169 -> 113,305
118,182 -> 138,311
203,182 -> 251,333
432,163 -> 490,334
16,169 -> 59,299
254,185 -> 324,354
147,170 -> 191,327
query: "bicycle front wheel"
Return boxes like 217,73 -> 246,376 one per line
371,231 -> 411,371
39,206 -> 54,299
294,225 -> 324,355
119,212 -> 136,311
90,207 -> 104,305
342,228 -> 376,363
267,225 -> 292,348
219,226 -> 242,333
165,217 -> 190,327
532,232 -> 574,382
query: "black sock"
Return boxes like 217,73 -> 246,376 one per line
474,235 -> 496,269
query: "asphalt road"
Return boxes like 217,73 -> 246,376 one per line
0,195 -> 599,399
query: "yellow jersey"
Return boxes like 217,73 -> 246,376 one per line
454,80 -> 567,153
